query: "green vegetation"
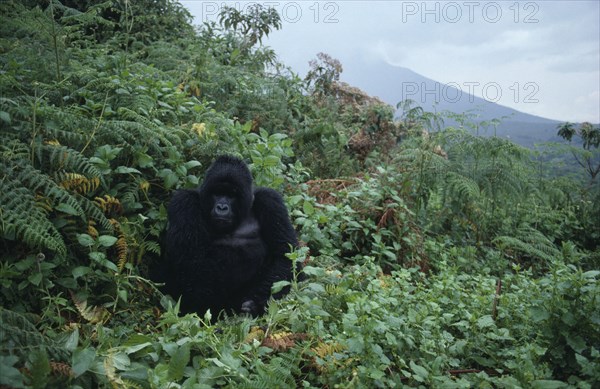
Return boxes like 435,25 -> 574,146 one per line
1,1 -> 599,388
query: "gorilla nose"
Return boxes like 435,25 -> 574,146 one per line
215,204 -> 230,215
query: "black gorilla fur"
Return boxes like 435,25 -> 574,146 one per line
162,155 -> 299,316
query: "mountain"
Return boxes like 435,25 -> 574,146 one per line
341,62 -> 563,147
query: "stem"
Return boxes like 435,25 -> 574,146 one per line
49,0 -> 62,82
81,92 -> 109,154
30,88 -> 39,164
491,278 -> 502,320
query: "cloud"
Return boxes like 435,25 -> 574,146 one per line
183,0 -> 600,122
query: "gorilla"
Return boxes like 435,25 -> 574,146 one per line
162,155 -> 299,317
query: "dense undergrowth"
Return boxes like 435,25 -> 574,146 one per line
1,1 -> 599,388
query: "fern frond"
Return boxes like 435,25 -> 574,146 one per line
109,219 -> 129,271
244,326 -> 265,343
262,332 -> 308,352
493,226 -> 560,263
104,352 -> 127,389
0,176 -> 67,257
312,341 -> 345,359
28,348 -> 51,388
445,171 -> 480,200
119,180 -> 143,210
40,106 -> 92,146
94,195 -> 123,216
49,361 -> 74,378
58,172 -> 100,194
42,144 -> 101,178
237,357 -> 297,389
136,240 -> 160,265
395,148 -> 449,176
140,240 -> 161,255
0,138 -> 30,161
96,120 -> 139,147
309,340 -> 349,375
116,236 -> 129,271
77,194 -> 114,232
0,308 -> 69,360
34,194 -> 53,214
121,380 -> 143,389
70,291 -> 110,324
7,160 -> 86,218
87,220 -> 99,238
117,108 -> 182,147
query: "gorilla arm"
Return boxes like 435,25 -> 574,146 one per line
240,187 -> 299,315
165,189 -> 216,313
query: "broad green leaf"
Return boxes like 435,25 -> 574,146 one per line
184,160 -> 201,169
28,273 -> 42,286
410,360 -> 428,381
72,348 -> 96,378
476,315 -> 495,329
531,306 -> 551,322
0,111 -> 11,124
136,153 -> 154,168
0,355 -> 24,387
111,352 -> 131,370
72,266 -> 91,279
271,280 -> 291,294
307,282 -> 326,293
118,288 -> 128,303
123,334 -> 153,355
29,349 -> 51,389
302,266 -> 326,277
114,166 -> 141,174
303,200 -> 315,216
64,328 -> 79,351
531,380 -> 568,389
77,234 -> 95,247
263,155 -> 280,167
159,169 -> 179,189
241,121 -> 253,133
98,235 -> 118,247
168,343 -> 190,381
57,277 -> 77,289
89,251 -> 105,262
175,165 -> 187,177
583,270 -> 600,278
565,334 -> 586,353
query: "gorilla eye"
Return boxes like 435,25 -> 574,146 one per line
216,185 -> 237,196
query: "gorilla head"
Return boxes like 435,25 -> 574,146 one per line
198,156 -> 254,234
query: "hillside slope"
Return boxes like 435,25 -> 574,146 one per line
343,61 -> 562,146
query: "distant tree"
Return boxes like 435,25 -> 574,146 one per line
218,4 -> 281,51
305,52 -> 343,97
557,121 -> 600,181
557,122 -> 576,141
57,0 -> 194,45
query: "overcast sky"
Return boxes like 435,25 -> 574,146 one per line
181,1 -> 600,123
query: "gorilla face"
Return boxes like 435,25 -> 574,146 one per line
200,156 -> 254,234
210,184 -> 238,233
